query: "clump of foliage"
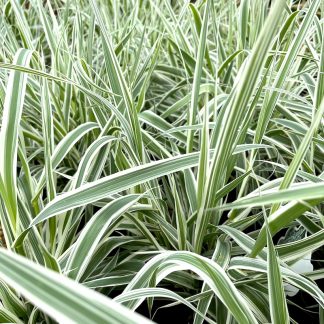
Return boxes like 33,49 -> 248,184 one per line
0,0 -> 323,323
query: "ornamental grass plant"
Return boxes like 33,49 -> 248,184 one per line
0,0 -> 323,323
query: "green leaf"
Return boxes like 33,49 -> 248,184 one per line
124,251 -> 258,324
0,248 -> 153,324
187,0 -> 209,152
0,49 -> 33,233
30,151 -> 214,227
66,195 -> 141,281
266,221 -> 289,324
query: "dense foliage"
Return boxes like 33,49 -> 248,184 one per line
0,0 -> 323,323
